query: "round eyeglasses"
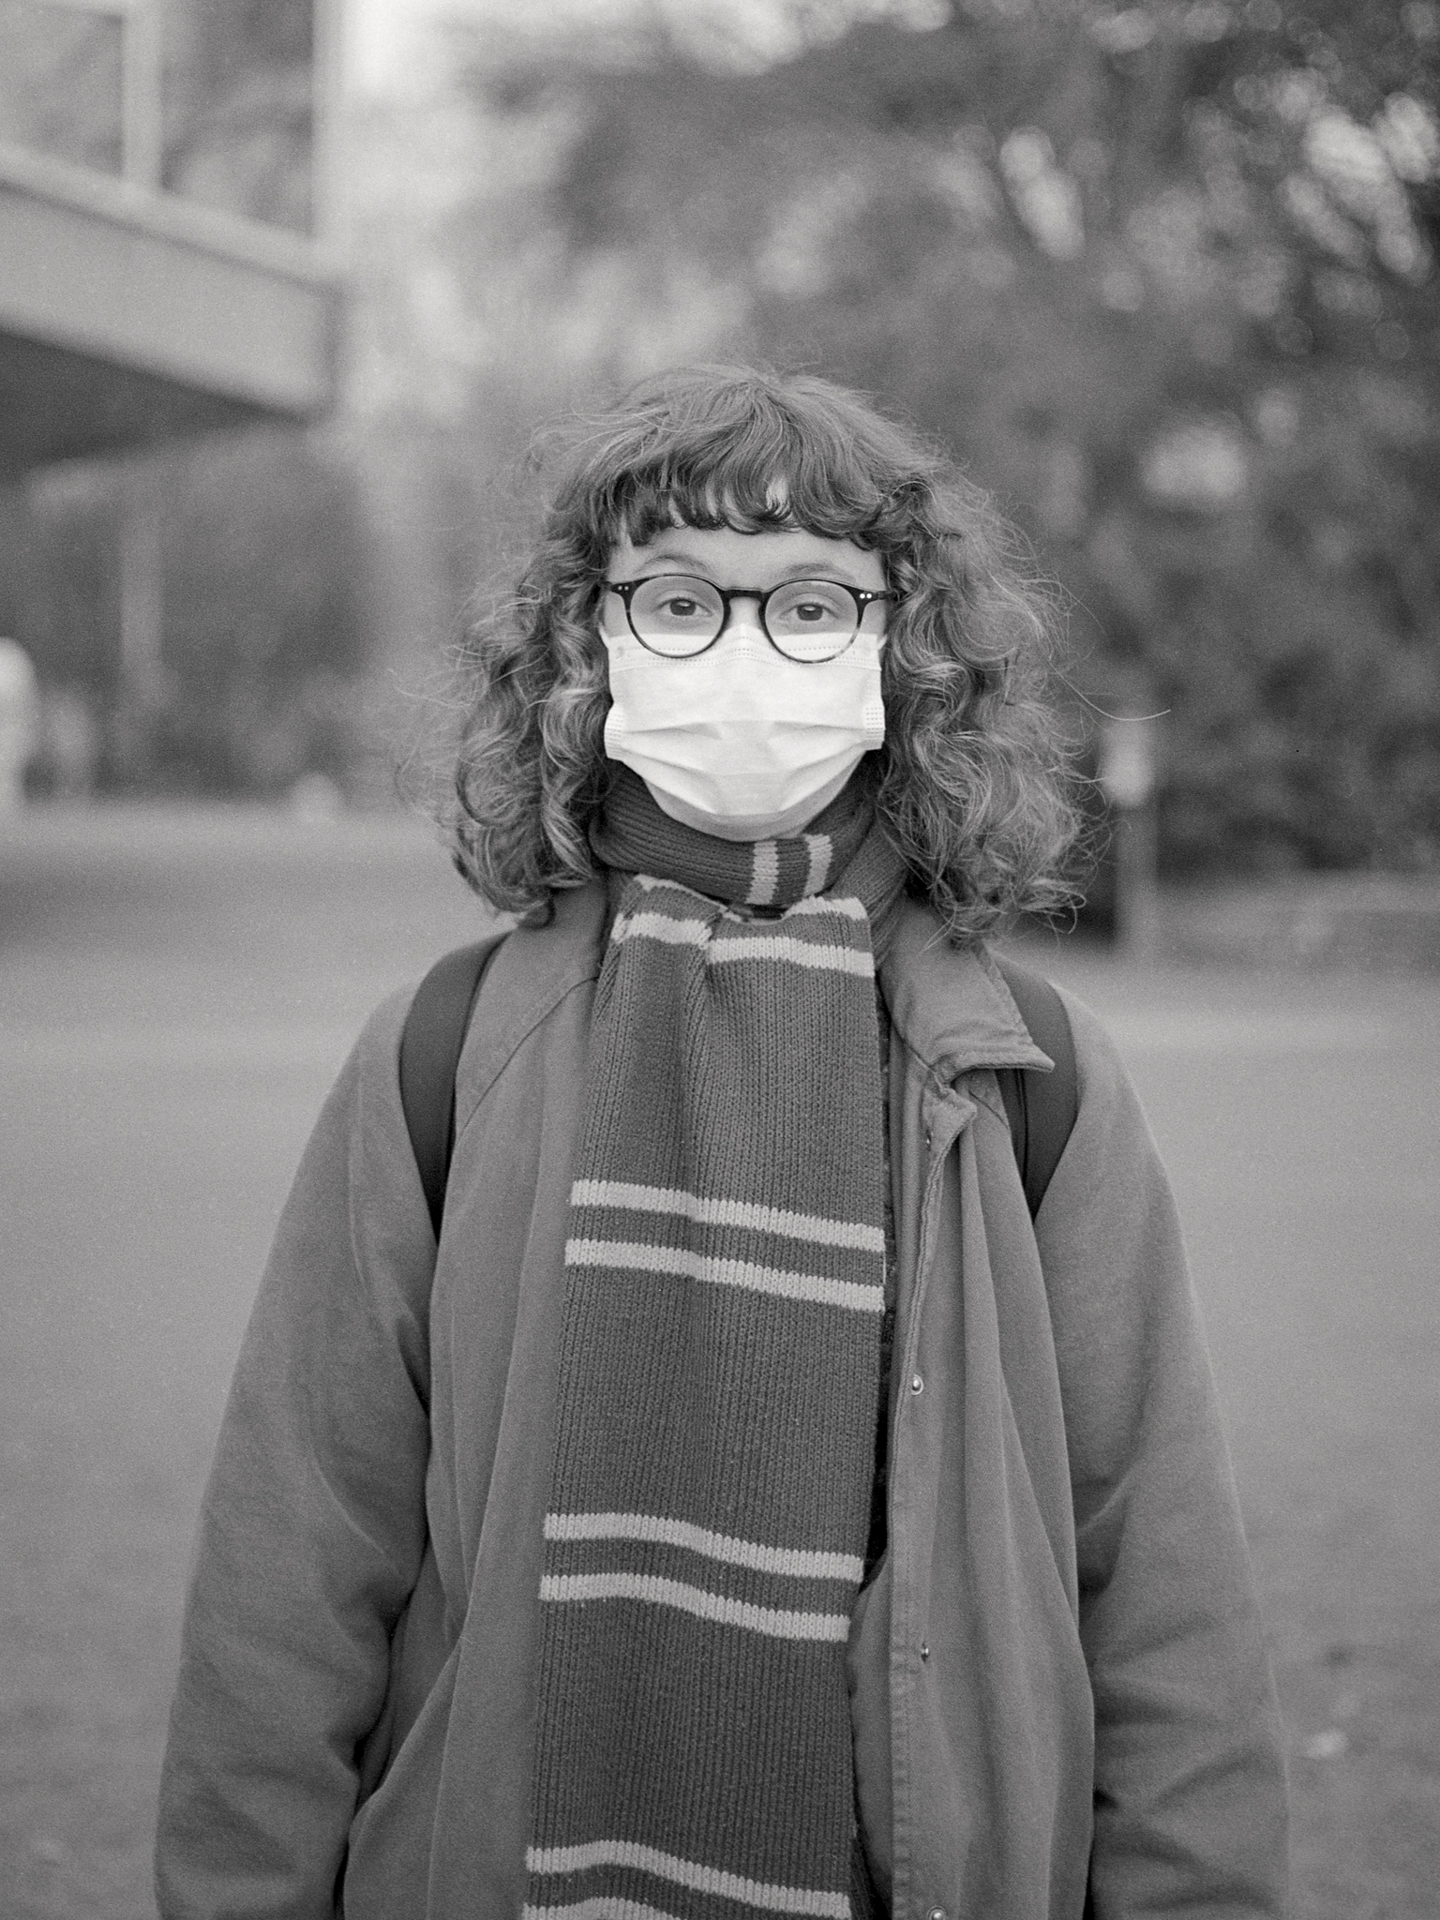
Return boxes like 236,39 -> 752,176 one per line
606,574 -> 893,663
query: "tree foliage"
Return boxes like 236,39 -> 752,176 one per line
444,0 -> 1440,873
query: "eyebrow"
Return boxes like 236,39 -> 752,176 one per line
616,547 -> 868,586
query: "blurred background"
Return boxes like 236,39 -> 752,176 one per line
5,0 -> 1440,898
1,1 -> 1439,1916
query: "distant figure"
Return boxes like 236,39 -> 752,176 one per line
0,638 -> 38,808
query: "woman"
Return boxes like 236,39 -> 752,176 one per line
157,367 -> 1288,1919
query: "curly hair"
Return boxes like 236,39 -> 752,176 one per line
447,364 -> 1082,943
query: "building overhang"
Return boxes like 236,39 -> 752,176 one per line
0,142 -> 342,477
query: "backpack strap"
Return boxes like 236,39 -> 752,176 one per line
398,935 -> 506,1240
992,954 -> 1079,1221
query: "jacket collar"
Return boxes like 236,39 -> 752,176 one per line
879,898 -> 1055,1081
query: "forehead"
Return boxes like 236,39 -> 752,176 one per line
608,522 -> 885,590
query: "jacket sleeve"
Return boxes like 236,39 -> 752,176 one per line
155,988 -> 436,1920
1036,993 -> 1289,1919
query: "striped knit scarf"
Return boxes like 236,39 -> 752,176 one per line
523,768 -> 906,1920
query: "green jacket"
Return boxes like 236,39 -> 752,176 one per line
156,881 -> 1288,1919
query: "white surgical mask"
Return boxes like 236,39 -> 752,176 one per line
602,627 -> 886,841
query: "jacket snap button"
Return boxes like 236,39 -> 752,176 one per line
909,1374 -> 924,1395
927,1909 -> 946,1920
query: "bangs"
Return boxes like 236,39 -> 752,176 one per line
561,368 -> 925,554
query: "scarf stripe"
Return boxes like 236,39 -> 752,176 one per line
611,912 -> 712,949
542,1528 -> 859,1619
563,1238 -> 882,1312
538,1573 -> 852,1640
782,893 -> 867,920
544,1512 -> 866,1581
530,1601 -> 860,1905
528,1842 -> 852,1916
708,937 -> 874,976
613,910 -> 875,976
523,1903 -> 683,1920
528,770 -> 909,1920
567,1218 -> 880,1295
524,1905 -> 682,1920
749,841 -> 781,905
630,876 -> 868,921
569,1181 -> 886,1253
526,1895 -> 842,1920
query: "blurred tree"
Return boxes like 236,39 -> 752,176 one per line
431,0 -> 1440,874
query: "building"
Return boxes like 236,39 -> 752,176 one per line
0,0 -> 342,477
0,0 -> 347,791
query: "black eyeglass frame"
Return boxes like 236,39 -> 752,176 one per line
605,574 -> 895,662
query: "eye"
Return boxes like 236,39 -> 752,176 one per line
625,574 -> 725,654
630,575 -> 723,627
766,580 -> 855,632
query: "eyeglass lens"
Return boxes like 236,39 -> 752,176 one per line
627,575 -> 860,662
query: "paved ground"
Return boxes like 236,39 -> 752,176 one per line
2,805 -> 1438,1918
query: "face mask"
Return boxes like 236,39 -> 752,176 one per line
602,628 -> 886,841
